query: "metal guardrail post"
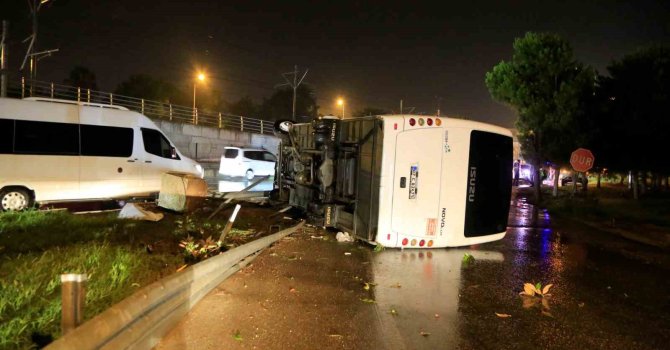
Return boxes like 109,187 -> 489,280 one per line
194,108 -> 198,125
21,77 -> 25,98
77,87 -> 81,102
261,120 -> 264,134
51,83 -> 54,98
87,89 -> 90,103
240,116 -> 244,131
109,93 -> 113,105
141,99 -> 145,114
169,104 -> 173,120
219,204 -> 242,242
218,112 -> 222,128
61,274 -> 87,335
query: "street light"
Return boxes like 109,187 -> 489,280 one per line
337,98 -> 344,119
193,72 -> 206,111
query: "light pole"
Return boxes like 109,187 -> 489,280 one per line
193,72 -> 205,124
337,98 -> 344,119
193,72 -> 205,110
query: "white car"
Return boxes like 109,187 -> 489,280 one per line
218,147 -> 276,180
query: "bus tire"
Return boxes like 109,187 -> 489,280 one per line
273,119 -> 294,136
0,187 -> 34,211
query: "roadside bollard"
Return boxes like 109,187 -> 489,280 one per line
219,204 -> 241,243
61,274 -> 87,334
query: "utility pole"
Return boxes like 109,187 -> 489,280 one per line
276,65 -> 308,121
1,20 -> 7,97
21,0 -> 57,81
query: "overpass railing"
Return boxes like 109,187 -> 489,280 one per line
5,78 -> 273,135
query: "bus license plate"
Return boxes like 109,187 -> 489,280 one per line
409,165 -> 418,199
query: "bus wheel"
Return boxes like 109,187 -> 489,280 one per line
0,187 -> 33,211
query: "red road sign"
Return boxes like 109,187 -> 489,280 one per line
570,148 -> 595,172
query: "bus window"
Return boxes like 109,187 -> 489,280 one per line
14,120 -> 79,155
141,128 -> 179,159
0,119 -> 13,154
81,125 -> 134,157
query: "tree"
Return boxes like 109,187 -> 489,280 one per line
64,66 -> 98,90
595,46 -> 670,181
260,85 -> 318,121
114,74 -> 185,104
354,107 -> 388,117
485,32 -> 597,201
227,96 -> 259,117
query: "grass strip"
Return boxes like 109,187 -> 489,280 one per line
0,242 -> 181,349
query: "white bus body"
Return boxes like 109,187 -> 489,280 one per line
0,98 -> 203,210
275,115 -> 513,248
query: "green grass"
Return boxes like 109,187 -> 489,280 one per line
0,206 -> 274,348
0,210 -> 126,254
0,210 -> 184,348
529,185 -> 670,229
0,242 -> 181,349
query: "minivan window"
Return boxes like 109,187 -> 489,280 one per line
263,152 -> 276,162
242,150 -> 253,160
141,128 -> 178,159
81,124 -> 134,157
14,120 -> 79,155
224,149 -> 239,159
0,119 -> 13,154
244,151 -> 262,160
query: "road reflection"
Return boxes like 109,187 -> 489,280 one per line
369,249 -> 504,349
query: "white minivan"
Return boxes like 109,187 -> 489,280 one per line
218,147 -> 276,180
0,97 -> 203,211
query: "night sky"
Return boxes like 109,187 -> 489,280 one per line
3,0 -> 669,127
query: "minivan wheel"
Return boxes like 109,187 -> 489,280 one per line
245,169 -> 254,180
0,188 -> 33,211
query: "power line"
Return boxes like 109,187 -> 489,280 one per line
275,65 -> 308,121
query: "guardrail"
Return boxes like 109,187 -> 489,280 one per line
5,78 -> 273,135
45,221 -> 304,350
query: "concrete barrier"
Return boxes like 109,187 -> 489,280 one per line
46,221 -> 304,350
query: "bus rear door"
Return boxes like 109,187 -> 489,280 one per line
391,127 -> 443,246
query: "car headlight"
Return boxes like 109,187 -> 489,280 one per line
195,164 -> 204,178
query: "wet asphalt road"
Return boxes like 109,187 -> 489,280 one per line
156,191 -> 670,350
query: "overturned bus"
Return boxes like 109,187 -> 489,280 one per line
272,115 -> 513,248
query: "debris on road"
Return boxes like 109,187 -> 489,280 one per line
336,231 -> 354,242
462,253 -> 475,265
118,203 -> 164,221
495,312 -> 512,318
344,252 -> 352,256
157,173 -> 207,212
420,331 -> 431,337
519,282 -> 553,297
